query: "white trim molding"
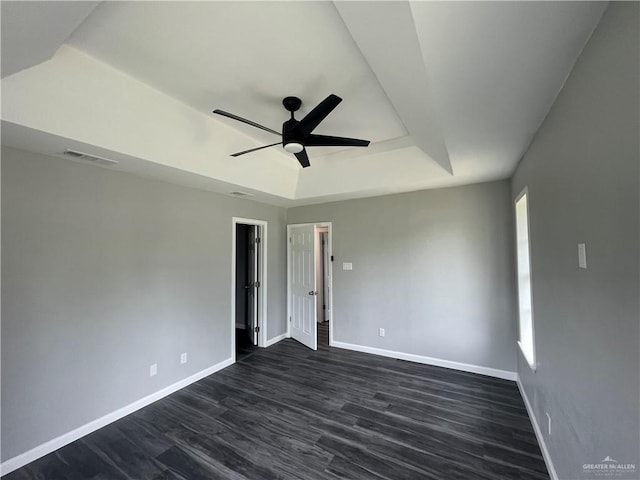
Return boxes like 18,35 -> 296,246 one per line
332,341 -> 517,381
0,357 -> 234,476
516,375 -> 559,480
264,333 -> 287,347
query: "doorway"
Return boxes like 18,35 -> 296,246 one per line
287,222 -> 333,350
232,218 -> 268,362
316,227 -> 330,349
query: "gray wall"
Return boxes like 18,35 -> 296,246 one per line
1,146 -> 287,460
511,3 -> 639,478
288,180 -> 517,373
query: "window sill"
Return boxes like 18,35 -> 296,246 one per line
518,341 -> 537,372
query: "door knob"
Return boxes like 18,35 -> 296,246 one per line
308,291 -> 318,296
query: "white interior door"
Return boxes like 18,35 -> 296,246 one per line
322,231 -> 330,322
289,224 -> 317,350
316,229 -> 324,323
247,226 -> 259,345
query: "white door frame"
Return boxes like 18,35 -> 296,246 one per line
232,217 -> 268,361
287,222 -> 334,346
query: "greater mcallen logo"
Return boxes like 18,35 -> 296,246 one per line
583,456 -> 637,476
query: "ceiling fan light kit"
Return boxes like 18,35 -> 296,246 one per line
283,142 -> 304,154
213,94 -> 370,168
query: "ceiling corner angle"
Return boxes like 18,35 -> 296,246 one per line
335,0 -> 453,176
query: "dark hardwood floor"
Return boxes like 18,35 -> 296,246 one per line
318,321 -> 329,350
236,327 -> 258,362
4,335 -> 549,480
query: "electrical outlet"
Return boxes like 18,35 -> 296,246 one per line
150,364 -> 157,377
379,328 -> 385,337
180,352 -> 188,364
545,411 -> 551,435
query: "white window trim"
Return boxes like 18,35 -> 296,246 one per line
515,187 -> 537,372
518,341 -> 536,372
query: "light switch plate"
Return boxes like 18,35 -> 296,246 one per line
578,243 -> 587,269
342,262 -> 353,271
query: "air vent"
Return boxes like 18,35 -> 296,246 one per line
63,150 -> 119,167
229,191 -> 254,197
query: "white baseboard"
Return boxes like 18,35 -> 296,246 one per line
264,333 -> 287,347
0,357 -> 234,476
516,376 -> 559,480
332,341 -> 517,381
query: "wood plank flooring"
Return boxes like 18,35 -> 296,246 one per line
318,321 -> 329,350
4,334 -> 549,480
236,328 -> 258,362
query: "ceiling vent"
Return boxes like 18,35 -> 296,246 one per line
63,150 -> 119,167
229,191 -> 254,197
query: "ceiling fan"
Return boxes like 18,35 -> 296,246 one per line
213,94 -> 370,168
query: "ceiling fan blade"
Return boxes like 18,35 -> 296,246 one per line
213,109 -> 281,136
294,148 -> 310,168
305,134 -> 370,148
295,94 -> 342,136
230,142 -> 282,157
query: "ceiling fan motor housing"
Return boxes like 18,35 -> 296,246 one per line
282,118 -> 303,153
282,96 -> 302,113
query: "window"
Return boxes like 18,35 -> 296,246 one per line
515,188 -> 536,370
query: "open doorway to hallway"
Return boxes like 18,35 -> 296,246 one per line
232,217 -> 268,362
235,223 -> 258,360
316,227 -> 330,349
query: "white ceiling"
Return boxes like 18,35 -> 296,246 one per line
1,1 -> 607,206
67,1 -> 407,151
0,0 -> 99,77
